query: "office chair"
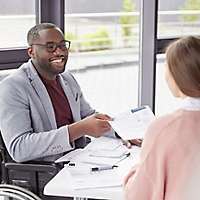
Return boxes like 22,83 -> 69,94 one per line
0,184 -> 41,200
0,131 -> 63,199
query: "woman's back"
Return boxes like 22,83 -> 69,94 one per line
124,108 -> 200,200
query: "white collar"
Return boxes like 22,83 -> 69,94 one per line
180,97 -> 200,111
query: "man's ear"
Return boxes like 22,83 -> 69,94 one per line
27,47 -> 35,58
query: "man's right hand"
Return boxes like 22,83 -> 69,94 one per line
81,113 -> 113,137
68,113 -> 114,141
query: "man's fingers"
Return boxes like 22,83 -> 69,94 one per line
95,113 -> 114,121
122,139 -> 143,148
129,139 -> 143,147
122,140 -> 132,149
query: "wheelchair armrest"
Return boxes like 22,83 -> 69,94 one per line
5,162 -> 61,173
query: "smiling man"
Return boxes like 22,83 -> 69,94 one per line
0,23 -> 115,163
27,25 -> 69,80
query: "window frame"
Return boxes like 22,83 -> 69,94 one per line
0,0 -> 184,113
0,0 -> 65,70
139,0 -> 185,113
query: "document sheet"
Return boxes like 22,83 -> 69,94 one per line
66,164 -> 123,189
55,137 -> 129,166
109,105 -> 155,140
54,137 -> 141,190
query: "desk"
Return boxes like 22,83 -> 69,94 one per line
44,137 -> 141,200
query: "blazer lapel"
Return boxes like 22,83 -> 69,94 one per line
27,62 -> 57,129
58,75 -> 79,122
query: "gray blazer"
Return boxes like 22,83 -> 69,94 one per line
0,60 -> 114,162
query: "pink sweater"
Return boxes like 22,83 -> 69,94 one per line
124,109 -> 200,200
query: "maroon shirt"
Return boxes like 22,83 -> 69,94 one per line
41,76 -> 73,128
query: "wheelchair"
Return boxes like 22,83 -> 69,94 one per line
0,184 -> 41,200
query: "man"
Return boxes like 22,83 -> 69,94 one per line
0,23 -> 142,200
0,23 -> 115,163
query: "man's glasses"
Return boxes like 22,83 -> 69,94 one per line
30,40 -> 71,53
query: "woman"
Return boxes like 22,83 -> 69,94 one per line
123,36 -> 200,200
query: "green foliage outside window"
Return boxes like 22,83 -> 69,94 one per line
180,0 -> 200,22
119,0 -> 138,46
65,32 -> 78,52
65,29 -> 112,52
80,29 -> 112,51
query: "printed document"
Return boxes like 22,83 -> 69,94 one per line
55,137 -> 130,166
67,165 -> 123,189
53,137 -> 142,190
109,105 -> 155,140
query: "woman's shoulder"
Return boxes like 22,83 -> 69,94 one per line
142,110 -> 193,154
150,109 -> 200,133
144,109 -> 200,153
146,110 -> 182,136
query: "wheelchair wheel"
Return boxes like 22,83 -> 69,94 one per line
0,184 -> 41,200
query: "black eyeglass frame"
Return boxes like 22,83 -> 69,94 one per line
30,40 -> 71,53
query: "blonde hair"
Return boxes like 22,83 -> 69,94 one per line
166,36 -> 200,97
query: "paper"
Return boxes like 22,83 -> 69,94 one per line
55,149 -> 83,163
55,147 -> 128,166
55,137 -> 131,166
65,149 -> 140,190
71,149 -> 127,166
53,137 -> 142,191
67,166 -> 123,189
85,136 -> 123,151
109,105 -> 155,140
89,148 -> 129,158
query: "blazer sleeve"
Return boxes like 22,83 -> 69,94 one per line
0,74 -> 73,162
62,72 -> 116,138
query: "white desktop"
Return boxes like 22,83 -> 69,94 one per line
44,137 -> 141,200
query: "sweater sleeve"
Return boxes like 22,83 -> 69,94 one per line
123,115 -> 170,200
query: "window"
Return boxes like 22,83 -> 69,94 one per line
65,0 -> 140,115
0,0 -> 36,49
155,54 -> 182,116
155,0 -> 200,116
158,0 -> 200,38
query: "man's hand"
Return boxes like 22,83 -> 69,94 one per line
68,113 -> 114,141
122,139 -> 143,148
129,139 -> 143,147
81,113 -> 114,137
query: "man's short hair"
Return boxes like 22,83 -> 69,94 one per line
27,23 -> 57,45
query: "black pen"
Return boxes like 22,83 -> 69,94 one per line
91,165 -> 118,172
124,152 -> 131,158
69,163 -> 75,166
115,152 -> 131,164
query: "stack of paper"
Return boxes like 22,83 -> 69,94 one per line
55,148 -> 129,166
54,137 -> 142,190
89,148 -> 129,158
66,165 -> 123,190
55,137 -> 129,166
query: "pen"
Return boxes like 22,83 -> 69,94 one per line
131,106 -> 146,113
124,152 -> 131,157
115,152 -> 131,164
69,163 -> 75,166
91,165 -> 118,172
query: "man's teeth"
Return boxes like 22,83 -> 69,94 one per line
51,59 -> 62,63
